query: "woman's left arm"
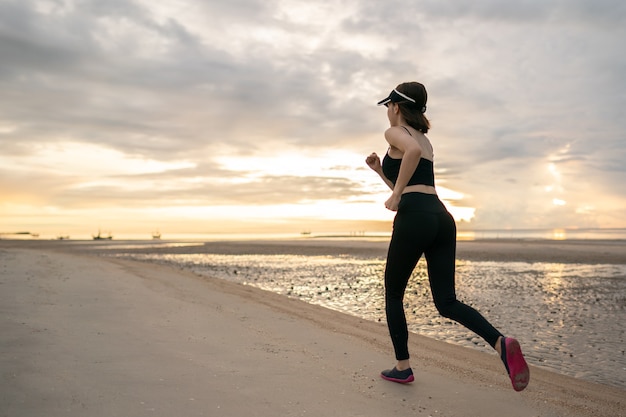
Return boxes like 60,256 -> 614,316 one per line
384,127 -> 422,211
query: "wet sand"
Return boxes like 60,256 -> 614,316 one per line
88,237 -> 626,264
1,240 -> 625,416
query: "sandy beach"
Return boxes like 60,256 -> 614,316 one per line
1,239 -> 625,417
58,237 -> 624,264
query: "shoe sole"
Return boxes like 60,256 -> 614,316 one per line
380,374 -> 415,384
505,338 -> 530,391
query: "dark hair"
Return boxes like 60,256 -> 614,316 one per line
396,82 -> 430,134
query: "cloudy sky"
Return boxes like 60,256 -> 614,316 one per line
1,0 -> 625,238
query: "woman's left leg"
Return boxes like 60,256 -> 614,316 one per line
384,221 -> 422,361
384,210 -> 439,361
381,210 -> 435,383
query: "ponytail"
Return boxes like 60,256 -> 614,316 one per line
396,82 -> 430,133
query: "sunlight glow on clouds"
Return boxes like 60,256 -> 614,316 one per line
0,122 -> 17,134
217,150 -> 362,179
1,0 -> 625,236
2,142 -> 195,177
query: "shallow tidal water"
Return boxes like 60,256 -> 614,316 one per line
107,249 -> 626,388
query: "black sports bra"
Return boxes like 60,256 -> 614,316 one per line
381,127 -> 435,187
382,154 -> 435,187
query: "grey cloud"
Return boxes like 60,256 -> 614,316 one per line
194,0 -> 275,22
372,0 -> 626,26
0,0 -> 383,162
1,0 -> 625,228
44,174 -> 363,209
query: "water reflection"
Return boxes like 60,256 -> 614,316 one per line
88,242 -> 205,250
113,252 -> 626,388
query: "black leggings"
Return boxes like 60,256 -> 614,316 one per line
384,193 -> 502,360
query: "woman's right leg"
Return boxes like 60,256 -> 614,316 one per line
424,211 -> 503,348
425,209 -> 529,391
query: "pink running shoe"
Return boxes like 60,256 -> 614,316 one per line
501,337 -> 530,391
380,367 -> 414,384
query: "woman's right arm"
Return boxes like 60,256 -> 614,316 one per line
366,152 -> 395,190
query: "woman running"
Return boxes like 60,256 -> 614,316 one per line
365,82 -> 530,391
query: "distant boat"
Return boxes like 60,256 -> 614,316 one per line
92,230 -> 113,240
56,235 -> 70,240
151,230 -> 161,239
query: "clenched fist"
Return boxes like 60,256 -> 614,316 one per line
365,152 -> 381,172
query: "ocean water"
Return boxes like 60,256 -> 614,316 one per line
8,227 -> 626,241
96,243 -> 626,389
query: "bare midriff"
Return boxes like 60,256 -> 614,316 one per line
402,184 -> 437,195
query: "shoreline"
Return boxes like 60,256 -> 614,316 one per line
2,237 -> 626,264
1,245 -> 624,416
